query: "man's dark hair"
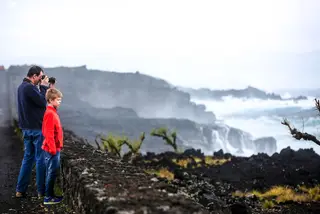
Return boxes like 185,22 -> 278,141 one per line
27,65 -> 43,77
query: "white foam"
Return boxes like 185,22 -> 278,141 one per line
192,96 -> 320,155
192,96 -> 314,118
282,92 -> 293,99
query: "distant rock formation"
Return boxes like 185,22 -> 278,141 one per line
5,65 -> 277,155
178,86 -> 307,101
8,65 -> 216,124
254,137 -> 277,155
59,108 -> 277,156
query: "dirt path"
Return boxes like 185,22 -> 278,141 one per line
0,126 -> 24,212
0,127 -> 73,214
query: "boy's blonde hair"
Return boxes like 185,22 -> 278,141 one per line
46,88 -> 63,103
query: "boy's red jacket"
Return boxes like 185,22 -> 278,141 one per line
42,105 -> 63,155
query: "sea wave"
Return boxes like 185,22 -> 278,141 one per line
192,96 -> 320,155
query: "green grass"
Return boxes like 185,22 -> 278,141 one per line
171,156 -> 230,168
54,185 -> 63,197
233,185 -> 320,209
262,200 -> 275,209
145,168 -> 175,180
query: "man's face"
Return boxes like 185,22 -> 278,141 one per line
32,71 -> 43,85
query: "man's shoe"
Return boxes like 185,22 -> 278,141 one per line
15,192 -> 27,198
44,196 -> 63,205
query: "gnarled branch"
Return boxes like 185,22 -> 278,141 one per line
315,98 -> 320,113
281,118 -> 320,146
281,98 -> 320,146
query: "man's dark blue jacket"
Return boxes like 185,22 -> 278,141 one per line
17,78 -> 48,130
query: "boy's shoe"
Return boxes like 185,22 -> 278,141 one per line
44,196 -> 63,205
15,192 -> 27,198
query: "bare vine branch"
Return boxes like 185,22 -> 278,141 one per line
315,98 -> 320,114
281,118 -> 320,146
280,99 -> 320,146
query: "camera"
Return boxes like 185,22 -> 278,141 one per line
41,75 -> 56,86
48,77 -> 56,85
41,74 -> 56,84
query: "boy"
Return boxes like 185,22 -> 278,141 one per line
42,88 -> 64,204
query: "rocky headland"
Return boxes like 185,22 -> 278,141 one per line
178,86 -> 307,101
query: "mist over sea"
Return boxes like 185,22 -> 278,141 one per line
192,95 -> 320,156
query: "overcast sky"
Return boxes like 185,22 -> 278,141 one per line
1,0 -> 320,91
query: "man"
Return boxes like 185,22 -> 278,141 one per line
16,65 -> 49,198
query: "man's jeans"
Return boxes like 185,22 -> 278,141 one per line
44,151 -> 60,197
16,130 -> 45,194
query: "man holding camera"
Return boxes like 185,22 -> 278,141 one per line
39,75 -> 56,89
15,65 -> 52,198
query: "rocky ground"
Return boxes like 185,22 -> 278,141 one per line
0,127 -> 73,214
131,147 -> 320,213
2,124 -> 320,213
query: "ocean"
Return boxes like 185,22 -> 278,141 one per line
192,96 -> 320,156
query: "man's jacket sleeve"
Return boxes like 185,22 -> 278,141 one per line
43,113 -> 57,155
25,85 -> 47,108
40,85 -> 49,94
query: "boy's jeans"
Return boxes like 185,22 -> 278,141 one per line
44,151 -> 60,197
16,129 -> 46,194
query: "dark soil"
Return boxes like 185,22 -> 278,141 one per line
132,148 -> 320,213
0,127 -> 73,214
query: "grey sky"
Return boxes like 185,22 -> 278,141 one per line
1,0 -> 320,91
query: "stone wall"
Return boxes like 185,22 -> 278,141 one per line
61,130 -> 208,213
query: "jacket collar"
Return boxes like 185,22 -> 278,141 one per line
23,78 -> 34,85
47,105 -> 57,112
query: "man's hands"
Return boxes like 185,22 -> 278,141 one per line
40,75 -> 56,88
40,75 -> 49,86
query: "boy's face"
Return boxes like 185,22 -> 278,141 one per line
50,97 -> 62,108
